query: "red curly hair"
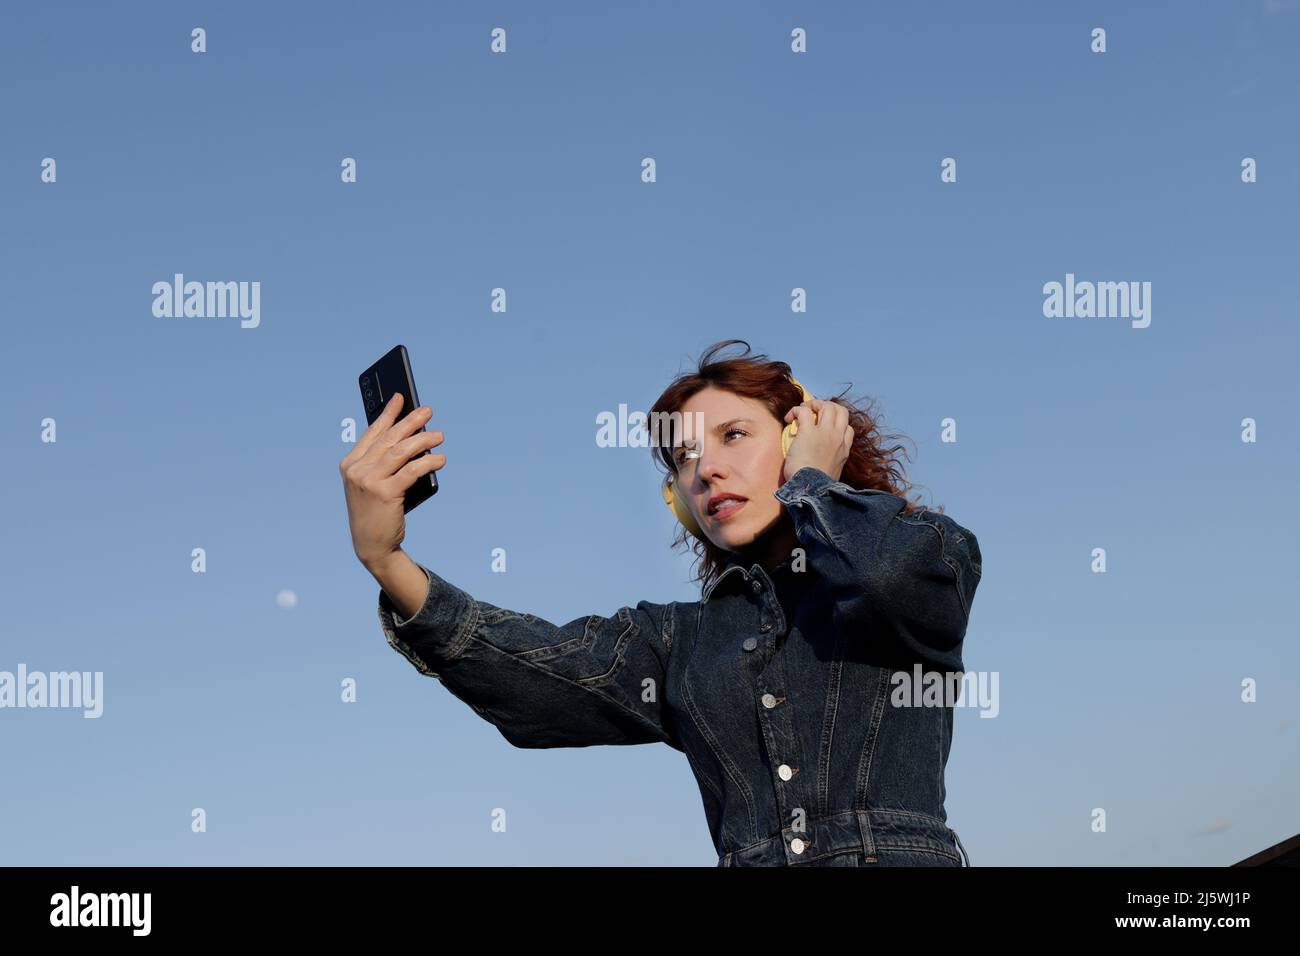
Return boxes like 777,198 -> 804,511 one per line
649,339 -> 939,592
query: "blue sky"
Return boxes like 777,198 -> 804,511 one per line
1,0 -> 1297,866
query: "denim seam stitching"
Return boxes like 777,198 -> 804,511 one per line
816,635 -> 848,820
854,667 -> 892,806
870,844 -> 961,863
383,628 -> 439,679
459,629 -> 668,743
682,665 -> 759,841
680,735 -> 724,804
894,512 -> 970,622
512,613 -> 603,663
872,808 -> 952,823
574,610 -> 638,687
444,598 -> 483,663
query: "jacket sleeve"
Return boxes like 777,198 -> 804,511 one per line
377,563 -> 682,751
773,466 -> 982,671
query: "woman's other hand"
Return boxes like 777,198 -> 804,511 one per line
781,398 -> 853,485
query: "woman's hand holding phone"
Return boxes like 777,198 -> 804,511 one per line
340,392 -> 446,576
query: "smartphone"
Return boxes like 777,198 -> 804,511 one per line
358,344 -> 439,513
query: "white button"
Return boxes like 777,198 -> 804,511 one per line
778,764 -> 793,781
761,693 -> 777,708
790,838 -> 805,854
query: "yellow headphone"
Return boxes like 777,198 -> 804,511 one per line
661,374 -> 814,541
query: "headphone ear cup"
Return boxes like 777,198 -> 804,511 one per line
781,377 -> 814,457
662,479 -> 704,539
781,421 -> 797,458
674,497 -> 702,539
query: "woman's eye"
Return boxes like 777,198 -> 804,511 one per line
674,430 -> 745,464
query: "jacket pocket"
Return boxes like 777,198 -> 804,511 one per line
512,605 -> 639,688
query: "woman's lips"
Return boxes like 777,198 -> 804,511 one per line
710,499 -> 747,521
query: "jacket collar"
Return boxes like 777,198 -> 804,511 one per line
701,560 -> 751,603
702,553 -> 803,603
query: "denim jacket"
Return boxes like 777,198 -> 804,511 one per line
377,466 -> 983,866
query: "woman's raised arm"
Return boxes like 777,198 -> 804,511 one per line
774,466 -> 982,671
373,556 -> 682,752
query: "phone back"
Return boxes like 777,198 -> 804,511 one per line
358,344 -> 438,513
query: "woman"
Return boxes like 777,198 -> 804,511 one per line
341,339 -> 983,866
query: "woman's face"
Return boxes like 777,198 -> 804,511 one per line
673,386 -> 787,552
